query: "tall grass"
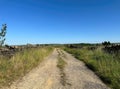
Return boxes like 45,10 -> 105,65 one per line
0,47 -> 53,87
64,47 -> 120,89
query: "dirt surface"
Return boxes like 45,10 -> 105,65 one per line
60,50 -> 110,89
3,49 -> 110,89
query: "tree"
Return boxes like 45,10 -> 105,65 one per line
102,41 -> 111,47
0,24 -> 7,46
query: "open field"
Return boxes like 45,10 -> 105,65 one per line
64,44 -> 120,89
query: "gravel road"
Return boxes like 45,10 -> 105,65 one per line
3,49 -> 110,89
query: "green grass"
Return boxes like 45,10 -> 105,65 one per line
0,47 -> 53,87
64,47 -> 120,89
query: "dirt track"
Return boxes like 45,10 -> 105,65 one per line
3,49 -> 110,89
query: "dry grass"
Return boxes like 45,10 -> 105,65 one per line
0,47 -> 53,87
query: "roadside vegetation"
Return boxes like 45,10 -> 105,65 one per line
64,45 -> 120,89
0,47 -> 53,87
0,24 -> 7,46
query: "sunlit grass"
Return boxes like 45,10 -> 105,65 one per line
64,47 -> 120,89
0,47 -> 53,87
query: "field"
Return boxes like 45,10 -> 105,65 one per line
64,44 -> 120,89
0,46 -> 53,87
0,44 -> 119,89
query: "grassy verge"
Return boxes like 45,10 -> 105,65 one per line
64,47 -> 120,89
0,47 -> 53,87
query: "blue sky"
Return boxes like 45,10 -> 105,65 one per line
0,0 -> 120,45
